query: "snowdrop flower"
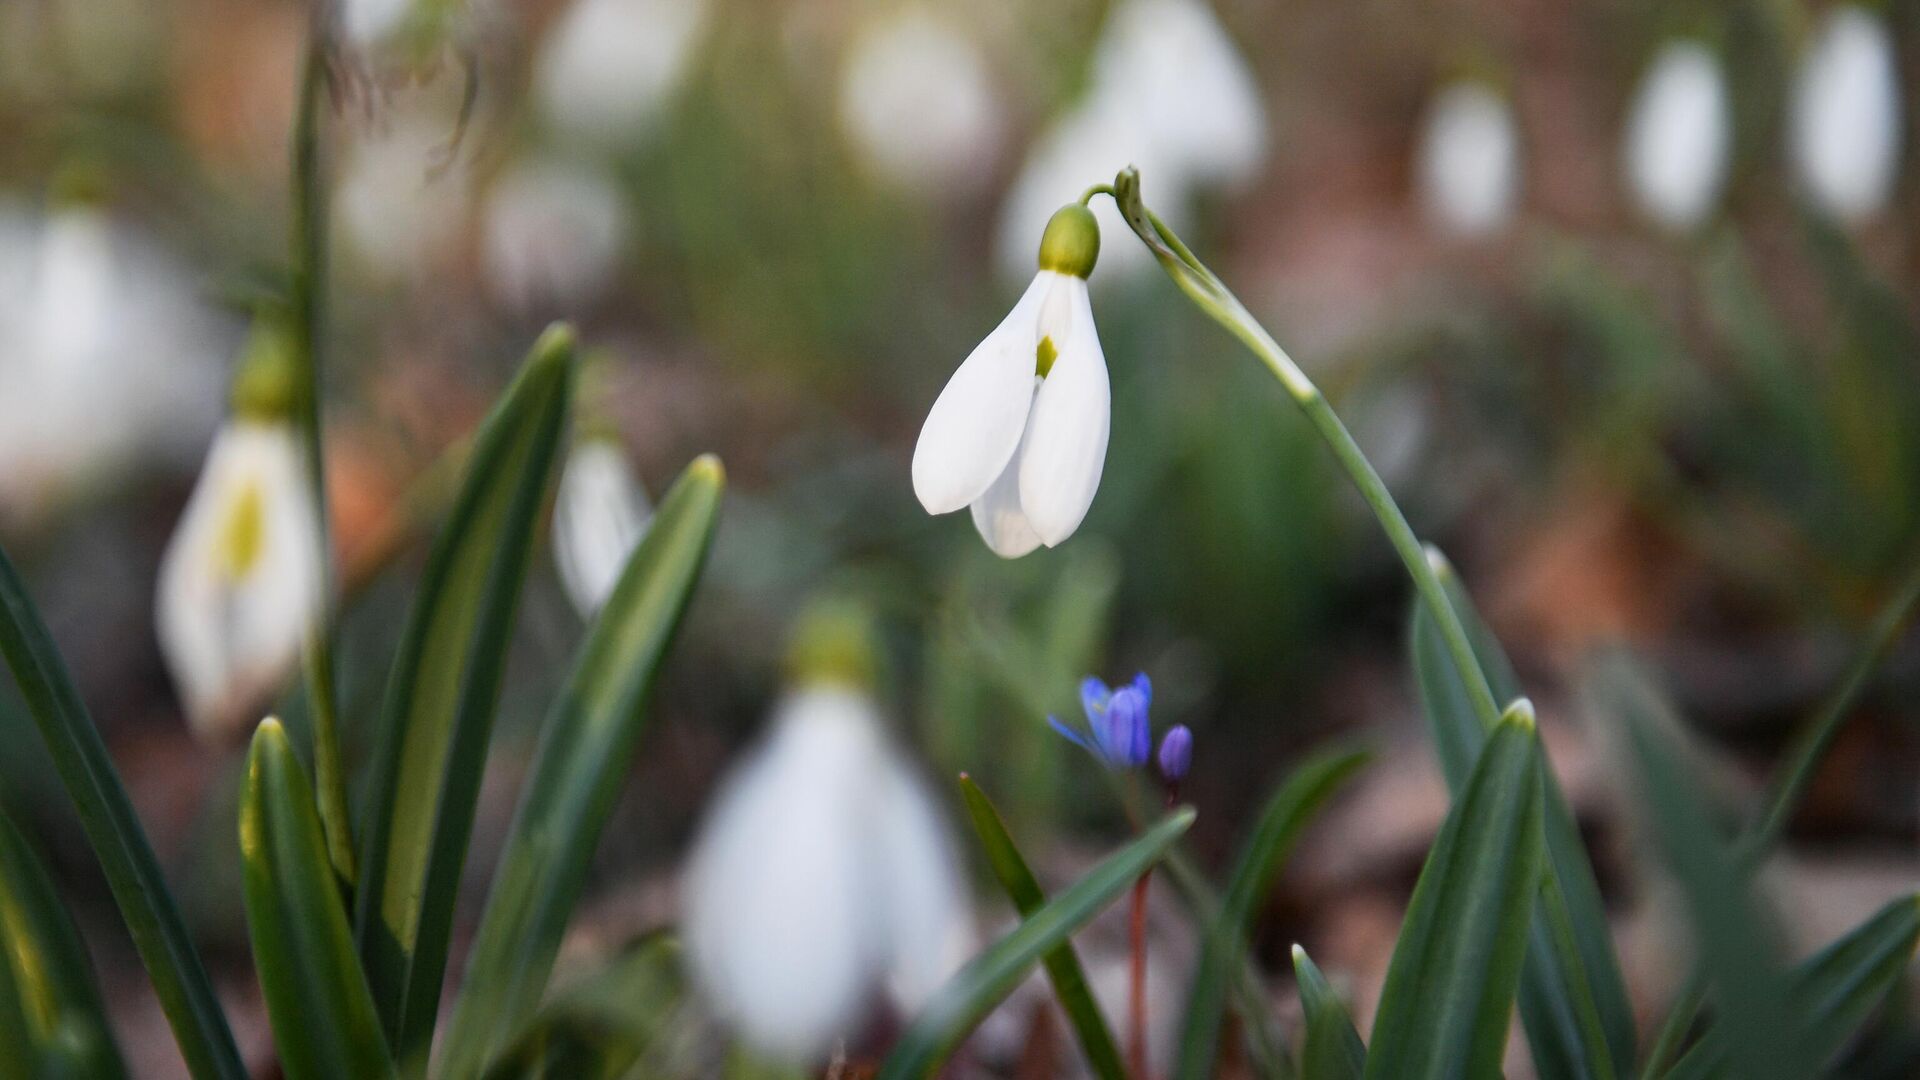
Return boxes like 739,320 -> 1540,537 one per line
335,114 -> 473,283
551,433 -> 651,617
837,10 -> 1004,196
1418,79 -> 1520,237
1049,673 -> 1154,770
996,0 -> 1266,280
480,156 -> 629,311
535,0 -> 709,147
1624,40 -> 1730,231
915,205 -> 1109,557
156,322 -> 325,743
1790,6 -> 1902,222
684,610 -> 970,1063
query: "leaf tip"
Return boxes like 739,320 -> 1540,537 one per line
688,453 -> 726,487
532,321 -> 578,362
1423,543 -> 1454,580
1500,697 -> 1536,732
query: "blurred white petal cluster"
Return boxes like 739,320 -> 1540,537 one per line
335,115 -> 474,283
837,10 -> 1005,196
997,0 -> 1267,280
535,0 -> 711,147
339,0 -> 414,49
156,420 -> 324,743
551,435 -> 652,616
481,157 -> 630,312
0,201 -> 223,518
685,684 -> 972,1063
1624,40 -> 1730,232
1417,79 -> 1521,238
1790,5 -> 1901,222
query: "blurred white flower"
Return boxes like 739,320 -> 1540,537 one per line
1790,6 -> 1902,222
837,10 -> 1004,196
1624,40 -> 1729,231
552,435 -> 651,617
684,685 -> 971,1063
917,207 -> 1108,557
481,157 -> 629,312
996,0 -> 1267,280
339,0 -> 413,49
335,115 -> 473,283
156,419 -> 324,742
1418,80 -> 1521,238
535,0 -> 710,147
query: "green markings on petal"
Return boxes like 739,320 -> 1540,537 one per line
1035,336 -> 1059,378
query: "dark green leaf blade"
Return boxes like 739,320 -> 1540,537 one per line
0,542 -> 246,1079
1362,704 -> 1544,1080
1174,748 -> 1369,1080
438,455 -> 725,1080
241,719 -> 396,1080
1411,549 -> 1635,1079
877,808 -> 1197,1080
1292,945 -> 1365,1080
957,774 -> 1125,1080
354,325 -> 575,1072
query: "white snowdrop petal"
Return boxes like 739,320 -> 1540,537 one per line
1791,6 -> 1902,221
968,433 -> 1044,559
912,273 -> 1050,515
872,752 -> 973,1010
838,12 -> 1003,195
1099,0 -> 1266,187
1017,278 -> 1109,546
1418,81 -> 1519,237
552,439 -> 652,616
536,0 -> 710,146
481,157 -> 629,311
1626,41 -> 1729,231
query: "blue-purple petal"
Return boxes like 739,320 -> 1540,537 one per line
1048,715 -> 1094,754
1158,725 -> 1193,780
1080,676 -> 1112,722
1130,672 -> 1153,709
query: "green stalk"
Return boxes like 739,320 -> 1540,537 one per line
1104,169 -> 1500,732
287,32 -> 355,888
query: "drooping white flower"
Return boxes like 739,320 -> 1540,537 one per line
1624,40 -> 1730,231
996,0 -> 1266,280
1418,79 -> 1520,237
552,435 -> 652,617
837,10 -> 1004,196
480,156 -> 629,311
916,205 -> 1109,557
683,684 -> 971,1063
1790,6 -> 1902,222
535,0 -> 710,147
335,114 -> 473,283
156,377 -> 325,743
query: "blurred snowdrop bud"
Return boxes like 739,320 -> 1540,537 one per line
1790,6 -> 1902,222
552,433 -> 651,617
685,604 -> 970,1063
838,10 -> 1004,196
997,0 -> 1266,280
156,322 -> 325,742
1418,80 -> 1520,237
917,206 -> 1109,556
1625,40 -> 1730,231
481,157 -> 629,311
535,0 -> 710,147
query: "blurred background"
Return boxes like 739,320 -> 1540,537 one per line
2,0 -> 1920,1074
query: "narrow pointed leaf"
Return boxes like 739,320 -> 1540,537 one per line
1363,705 -> 1544,1080
241,720 -> 396,1080
0,808 -> 125,1078
1174,748 -> 1369,1080
877,808 -> 1197,1080
439,456 -> 725,1080
1411,550 -> 1635,1079
1292,946 -> 1365,1080
480,934 -> 694,1080
958,775 -> 1125,1080
354,325 -> 575,1072
1159,847 -> 1295,1078
0,543 -> 246,1079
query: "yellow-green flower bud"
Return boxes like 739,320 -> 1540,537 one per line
228,317 -> 300,422
1036,203 -> 1100,279
784,597 -> 880,692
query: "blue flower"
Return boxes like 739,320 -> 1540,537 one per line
1157,725 -> 1193,781
1050,672 -> 1154,769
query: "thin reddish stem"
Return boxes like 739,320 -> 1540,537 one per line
1128,868 -> 1151,1079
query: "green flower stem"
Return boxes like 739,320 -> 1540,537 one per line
1105,170 -> 1502,733
289,33 -> 356,889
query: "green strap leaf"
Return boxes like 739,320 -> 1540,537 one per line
480,934 -> 695,1080
0,543 -> 246,1080
241,720 -> 396,1080
1292,946 -> 1365,1080
1593,656 -> 1812,1080
957,775 -> 1125,1080
1174,748 -> 1369,1080
354,325 -> 575,1072
439,456 -> 725,1080
0,807 -> 126,1079
1157,848 -> 1295,1078
1411,551 -> 1635,1079
1363,705 -> 1545,1080
877,808 -> 1197,1080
